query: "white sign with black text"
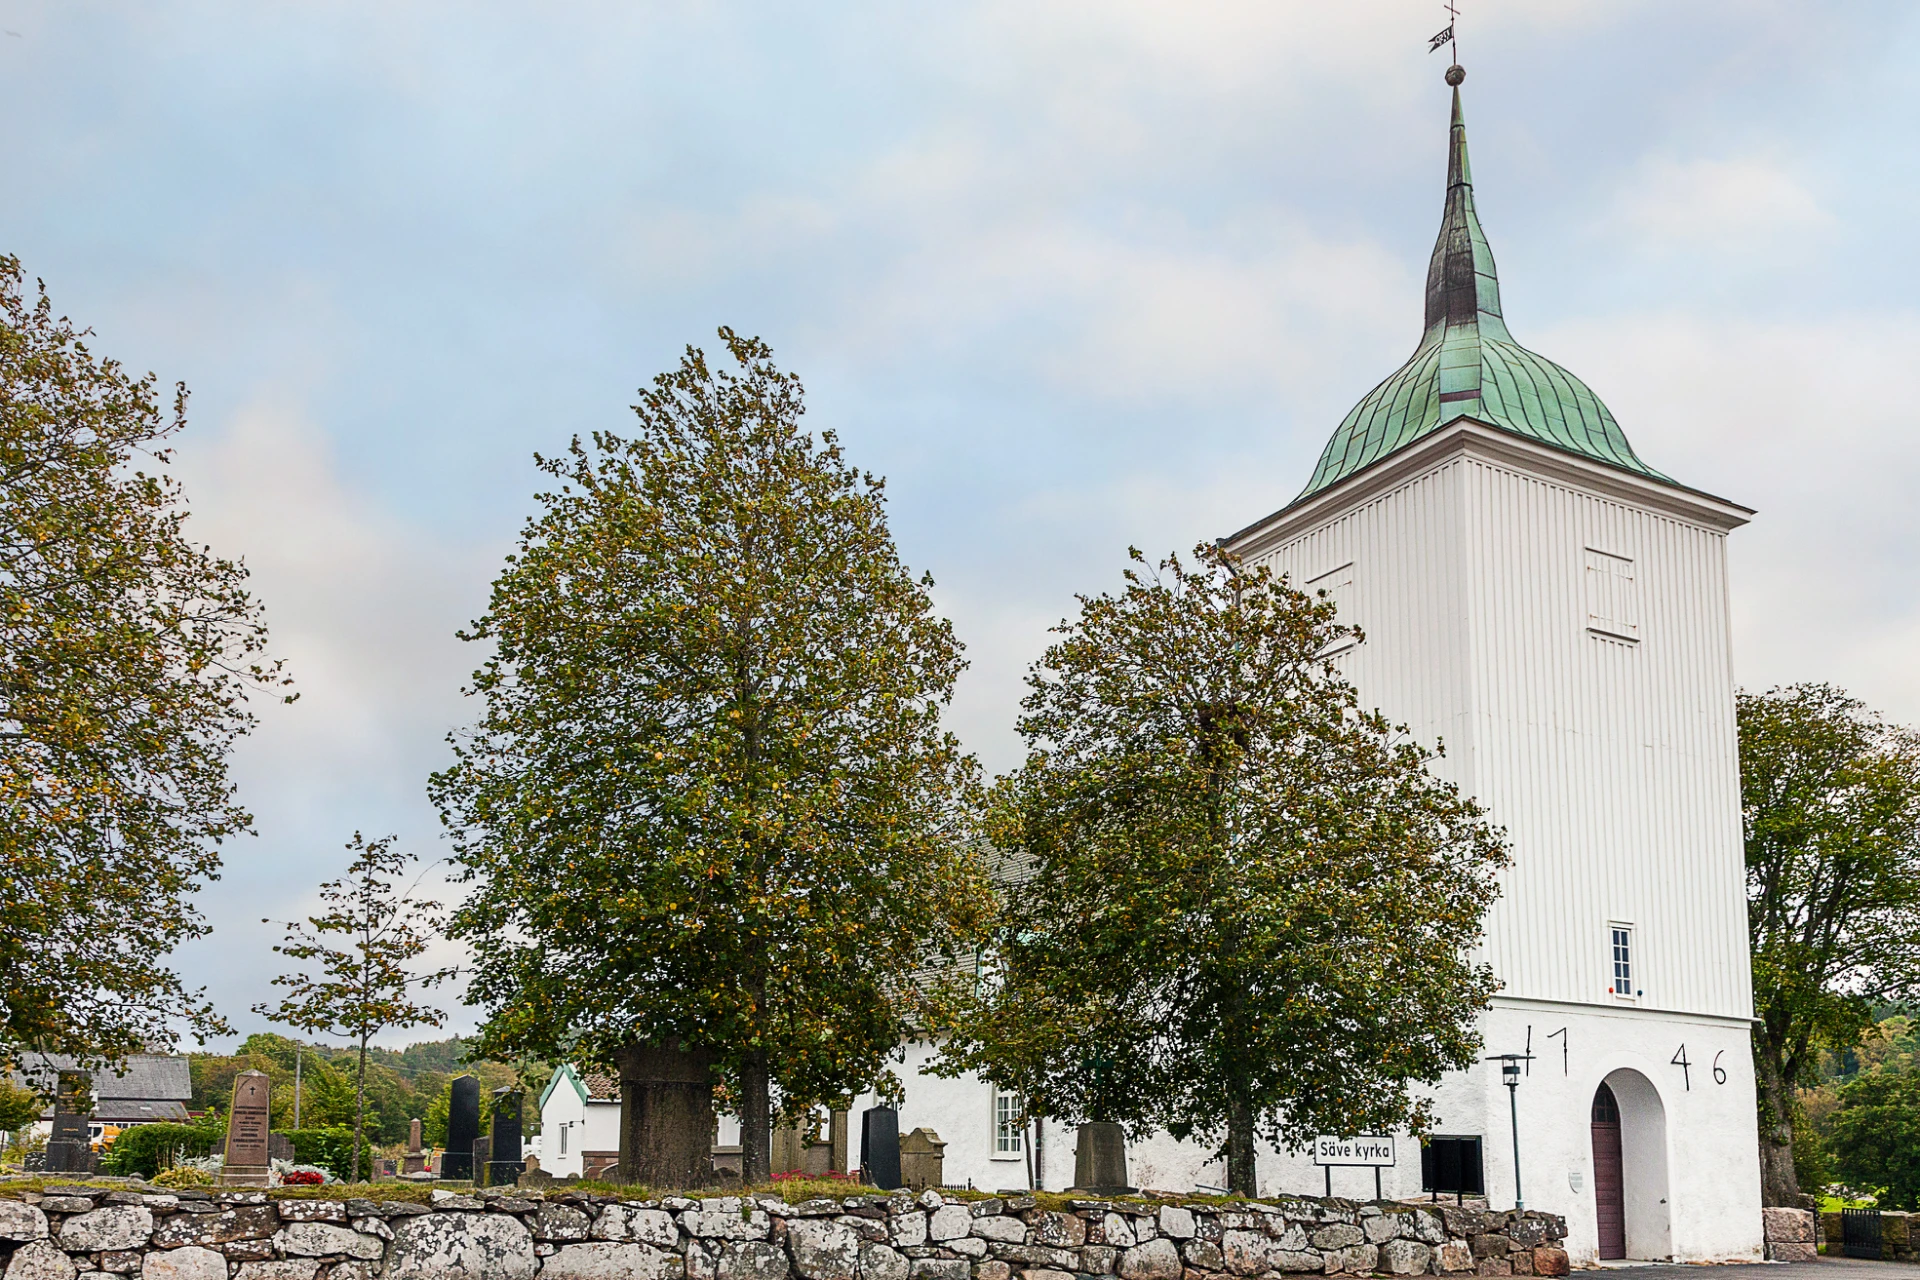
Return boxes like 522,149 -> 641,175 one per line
1311,1135 -> 1396,1167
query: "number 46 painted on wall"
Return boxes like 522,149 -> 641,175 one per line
1671,1045 -> 1730,1091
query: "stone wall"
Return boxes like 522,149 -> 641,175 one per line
1815,1208 -> 1918,1263
0,1186 -> 1568,1280
1761,1207 -> 1815,1263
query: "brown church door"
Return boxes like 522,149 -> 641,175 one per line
1591,1083 -> 1626,1259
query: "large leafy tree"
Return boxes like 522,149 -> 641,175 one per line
1741,684 -> 1920,1205
1827,1066 -> 1920,1210
430,329 -> 988,1184
0,257 -> 290,1073
255,834 -> 455,1182
933,545 -> 1507,1196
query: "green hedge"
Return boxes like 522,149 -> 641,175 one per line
282,1127 -> 375,1181
102,1122 -> 221,1177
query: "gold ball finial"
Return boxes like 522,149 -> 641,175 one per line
1445,64 -> 1466,86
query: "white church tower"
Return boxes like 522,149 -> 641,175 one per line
1225,72 -> 1763,1262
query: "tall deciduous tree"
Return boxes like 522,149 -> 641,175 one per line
255,834 -> 455,1182
932,546 -> 1507,1196
430,329 -> 988,1185
0,257 -> 291,1073
1741,684 -> 1920,1206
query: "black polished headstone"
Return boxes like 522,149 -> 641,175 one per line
441,1074 -> 480,1181
486,1086 -> 524,1188
859,1106 -> 901,1190
45,1070 -> 90,1174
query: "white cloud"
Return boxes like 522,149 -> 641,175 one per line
1610,156 -> 1832,248
166,403 -> 504,1040
1541,310 -> 1920,723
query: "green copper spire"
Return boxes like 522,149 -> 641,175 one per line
1296,74 -> 1666,502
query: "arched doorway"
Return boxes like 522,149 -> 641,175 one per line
1589,1069 -> 1673,1261
1590,1084 -> 1626,1259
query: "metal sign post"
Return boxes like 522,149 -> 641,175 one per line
1311,1135 -> 1397,1201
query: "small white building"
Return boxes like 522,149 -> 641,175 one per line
851,74 -> 1765,1265
535,1065 -> 622,1180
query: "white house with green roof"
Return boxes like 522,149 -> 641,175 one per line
536,1063 -> 623,1180
854,69 -> 1764,1265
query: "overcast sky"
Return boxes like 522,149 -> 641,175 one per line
4,1 -> 1918,1049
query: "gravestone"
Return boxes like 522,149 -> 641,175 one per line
859,1105 -> 901,1190
898,1126 -> 947,1192
471,1134 -> 492,1187
222,1070 -> 272,1187
402,1116 -> 428,1174
486,1086 -> 524,1188
1072,1121 -> 1133,1195
441,1074 -> 480,1180
45,1070 -> 91,1174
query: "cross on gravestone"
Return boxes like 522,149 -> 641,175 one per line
440,1074 -> 480,1181
486,1087 -> 524,1188
45,1070 -> 91,1174
221,1071 -> 272,1187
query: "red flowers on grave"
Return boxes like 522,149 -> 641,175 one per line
281,1170 -> 324,1186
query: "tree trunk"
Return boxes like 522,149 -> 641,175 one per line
740,1051 -> 772,1185
613,1038 -> 716,1187
353,1032 -> 368,1184
1226,1089 -> 1257,1197
1754,1042 -> 1803,1207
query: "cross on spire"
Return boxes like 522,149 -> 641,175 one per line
1429,1 -> 1460,68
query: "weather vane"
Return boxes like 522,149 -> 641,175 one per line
1429,1 -> 1464,84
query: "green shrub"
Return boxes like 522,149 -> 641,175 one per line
281,1127 -> 375,1181
102,1121 -> 221,1177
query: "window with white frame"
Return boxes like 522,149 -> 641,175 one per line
1610,924 -> 1635,999
559,1122 -> 570,1155
1584,548 -> 1639,642
992,1087 -> 1024,1158
1307,562 -> 1359,654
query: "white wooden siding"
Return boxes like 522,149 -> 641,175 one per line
1240,453 -> 1751,1023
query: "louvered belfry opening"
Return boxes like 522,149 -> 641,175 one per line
1590,1083 -> 1627,1259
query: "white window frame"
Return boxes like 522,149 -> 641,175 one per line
1608,922 -> 1637,1002
991,1086 -> 1025,1160
559,1121 -> 569,1155
1307,562 -> 1359,655
1584,548 -> 1640,643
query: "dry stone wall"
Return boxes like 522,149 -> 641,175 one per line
0,1187 -> 1568,1280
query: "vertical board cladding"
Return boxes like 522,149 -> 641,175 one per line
1247,459 -> 1477,797
1458,457 -> 1749,1021
1245,448 -> 1750,1024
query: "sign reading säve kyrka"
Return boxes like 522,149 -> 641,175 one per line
1312,1134 -> 1396,1166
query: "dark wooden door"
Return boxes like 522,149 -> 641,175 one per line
1591,1083 -> 1626,1260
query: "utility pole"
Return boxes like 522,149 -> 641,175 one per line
294,1050 -> 303,1130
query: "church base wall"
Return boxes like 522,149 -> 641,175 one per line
872,1001 -> 1761,1263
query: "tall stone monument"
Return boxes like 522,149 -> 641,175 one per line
859,1105 -> 901,1190
1072,1121 -> 1133,1195
221,1070 -> 272,1187
45,1070 -> 91,1174
441,1074 -> 480,1181
402,1117 -> 428,1175
486,1087 -> 523,1188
